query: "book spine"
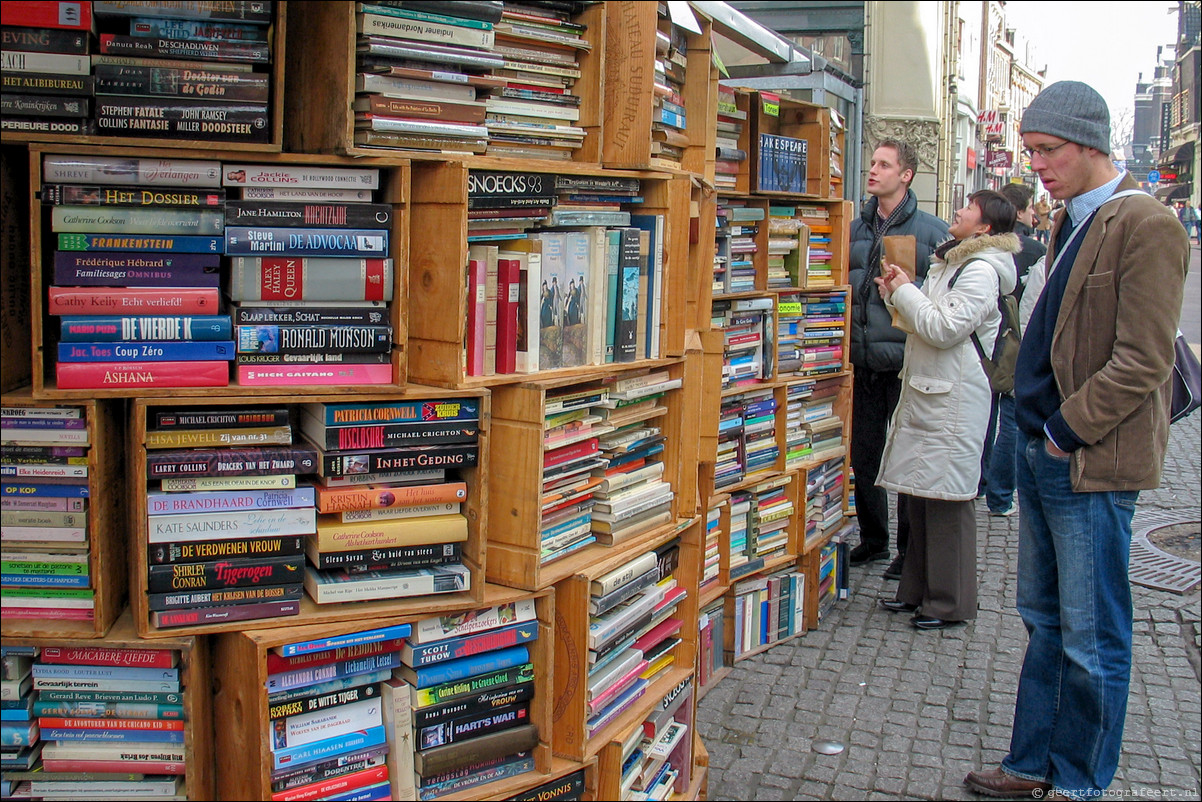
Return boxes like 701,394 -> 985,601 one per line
265,640 -> 404,676
0,495 -> 86,511
358,93 -> 485,124
57,340 -> 235,362
273,763 -> 390,802
317,443 -> 477,477
0,50 -> 88,73
237,324 -> 392,355
55,360 -> 229,390
314,483 -> 467,514
0,1 -> 92,29
59,315 -> 231,342
228,257 -> 393,302
304,564 -> 469,604
147,487 -> 313,515
418,754 -> 534,799
416,701 -> 529,748
128,16 -> 268,42
272,726 -> 387,772
407,645 -> 529,690
55,233 -> 223,253
151,598 -> 300,628
272,696 -> 383,750
0,72 -> 94,94
48,287 -> 221,315
54,252 -> 221,287
236,363 -> 393,386
225,227 -> 388,258
93,64 -> 270,102
411,662 -> 533,708
306,542 -> 460,571
145,555 -> 305,591
1,481 -> 88,498
91,1 -> 274,23
147,583 -> 303,611
357,12 -> 494,49
36,689 -> 181,704
146,507 -> 316,543
40,155 -> 222,187
35,716 -> 183,731
145,445 -> 319,478
159,474 -> 296,492
0,93 -> 88,117
242,187 -> 375,202
94,108 -> 271,142
403,621 -> 538,667
98,33 -> 270,62
32,700 -> 184,719
270,746 -> 388,792
225,202 -> 392,229
310,398 -> 479,426
304,420 -> 476,451
267,654 -> 402,694
414,723 -> 538,777
51,205 -> 224,235
233,306 -> 388,325
275,624 -> 412,658
40,758 -> 184,774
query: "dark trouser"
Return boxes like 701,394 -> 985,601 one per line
851,366 -> 909,555
895,496 -> 977,621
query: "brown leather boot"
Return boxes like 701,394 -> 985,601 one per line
965,767 -> 1051,798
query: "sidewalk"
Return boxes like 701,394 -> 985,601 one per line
696,412 -> 1202,801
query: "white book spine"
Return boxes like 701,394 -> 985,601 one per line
410,598 -> 537,644
1,526 -> 87,542
356,73 -> 475,103
382,678 -> 417,801
276,697 -> 383,750
304,564 -> 469,603
222,164 -> 379,190
1,50 -> 89,74
592,550 -> 658,597
146,507 -> 316,543
1,427 -> 89,444
358,13 -> 494,49
41,156 -> 222,187
160,474 -> 296,491
597,462 -> 665,494
241,187 -> 375,202
0,407 -> 82,419
341,502 -> 460,522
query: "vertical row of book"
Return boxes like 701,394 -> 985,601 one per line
352,1 -> 591,159
756,132 -> 807,194
695,600 -> 725,693
301,398 -> 477,604
0,404 -> 93,623
402,600 -> 542,799
730,566 -> 804,659
711,296 -> 774,390
1,0 -> 276,143
712,88 -> 746,191
2,644 -> 187,797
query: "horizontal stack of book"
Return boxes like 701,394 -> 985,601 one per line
756,132 -> 807,194
585,540 -> 684,742
805,455 -> 846,550
713,394 -> 744,491
712,296 -> 774,390
816,539 -> 839,623
225,162 -> 395,387
828,109 -> 845,197
797,204 -> 834,286
24,644 -> 188,795
711,202 -> 730,296
1,646 -> 42,789
0,0 -> 94,137
766,206 -> 804,289
783,380 -> 813,470
700,500 -> 722,593
731,567 -> 804,658
776,291 -> 845,379
739,387 -> 777,479
695,600 -> 725,691
302,398 -> 478,604
90,0 -> 274,144
745,474 -> 793,564
539,382 -> 609,565
41,153 -> 232,390
618,676 -> 692,800
1,404 -> 93,624
726,491 -> 752,580
713,88 -> 746,191
143,407 -> 316,629
403,599 -> 541,799
724,203 -> 761,293
648,15 -> 688,170
266,624 -> 414,802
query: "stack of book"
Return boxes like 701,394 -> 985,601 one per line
353,2 -> 502,154
550,175 -> 639,228
402,600 -> 541,799
816,538 -> 839,622
0,1 -> 93,137
539,382 -> 610,565
711,202 -> 730,295
799,392 -> 844,465
1,404 -> 93,623
713,296 -> 774,390
713,88 -> 746,191
783,380 -> 815,469
756,132 -> 807,194
528,228 -> 594,370
745,474 -> 793,563
776,291 -> 845,379
224,162 -> 395,387
700,501 -> 722,592
30,644 -> 187,793
0,646 -> 42,789
695,600 -> 725,691
486,3 -> 591,161
267,624 -> 414,801
619,677 -> 692,800
724,202 -> 763,293
804,455 -> 846,548
828,108 -> 845,196
590,370 -> 678,546
713,394 -> 744,490
466,170 -> 554,243
91,0 -> 274,143
766,206 -> 803,289
797,205 -> 834,286
726,491 -> 753,580
302,398 -> 478,604
41,153 -> 233,390
731,567 -> 804,657
649,13 -> 687,170
143,410 -> 317,629
739,387 -> 777,478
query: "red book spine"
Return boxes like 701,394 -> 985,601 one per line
47,287 -> 221,315
38,716 -> 186,731
495,257 -> 519,375
0,1 -> 92,29
543,437 -> 599,469
41,759 -> 187,775
466,257 -> 486,377
264,637 -> 405,675
272,764 -> 390,802
39,646 -> 176,668
55,361 -> 230,389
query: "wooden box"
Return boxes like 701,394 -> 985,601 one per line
212,586 -> 554,801
126,390 -> 488,638
593,682 -> 697,799
485,358 -> 697,592
748,91 -> 834,199
407,162 -> 689,389
600,2 -> 716,173
3,609 -> 214,800
486,756 -> 595,801
712,88 -> 752,195
792,199 -> 852,289
1,390 -> 125,639
550,519 -> 701,763
1,3 -> 287,153
25,145 -> 410,398
283,1 -> 604,164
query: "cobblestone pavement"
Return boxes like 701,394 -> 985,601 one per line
696,413 -> 1202,801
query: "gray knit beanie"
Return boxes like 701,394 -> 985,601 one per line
1019,81 -> 1110,154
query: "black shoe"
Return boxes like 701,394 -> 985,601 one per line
879,599 -> 918,613
882,554 -> 905,579
911,615 -> 962,631
849,544 -> 889,565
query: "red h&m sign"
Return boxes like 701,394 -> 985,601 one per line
978,110 -> 1004,139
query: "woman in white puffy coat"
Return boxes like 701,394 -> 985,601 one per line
874,190 -> 1019,629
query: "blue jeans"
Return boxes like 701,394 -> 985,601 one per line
1002,433 -> 1138,799
985,394 -> 1017,512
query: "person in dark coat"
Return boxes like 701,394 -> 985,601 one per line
846,139 -> 949,578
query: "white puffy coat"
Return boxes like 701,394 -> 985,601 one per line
876,233 -> 1020,500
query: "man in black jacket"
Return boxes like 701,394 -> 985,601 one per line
847,139 -> 948,576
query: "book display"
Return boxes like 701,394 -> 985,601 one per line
0,3 -> 855,798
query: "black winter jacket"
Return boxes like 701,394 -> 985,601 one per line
848,190 -> 949,372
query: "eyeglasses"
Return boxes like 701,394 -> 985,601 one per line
1022,141 -> 1071,160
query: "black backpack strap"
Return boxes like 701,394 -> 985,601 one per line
946,260 -> 990,361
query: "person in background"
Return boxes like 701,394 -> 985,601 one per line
846,139 -> 949,581
1181,200 -> 1199,243
978,184 -> 1047,516
874,190 -> 1018,630
1033,195 -> 1052,244
966,81 -> 1188,801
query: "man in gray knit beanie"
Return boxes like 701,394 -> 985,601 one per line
966,81 -> 1189,801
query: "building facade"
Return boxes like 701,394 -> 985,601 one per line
1158,0 -> 1200,206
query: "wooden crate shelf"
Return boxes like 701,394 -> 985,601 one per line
593,679 -> 697,800
212,585 -> 554,801
484,756 -> 595,801
25,145 -> 412,399
1,389 -> 125,639
746,90 -> 836,199
126,390 -> 488,638
3,609 -> 214,800
1,3 -> 287,153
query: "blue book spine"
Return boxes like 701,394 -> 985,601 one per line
0,574 -> 89,588
277,624 -> 412,657
604,229 -> 620,363
0,708 -> 30,722
54,251 -> 222,286
58,233 -> 222,253
267,652 -> 402,693
32,665 -> 179,682
57,340 -> 236,362
272,726 -> 387,771
403,621 -> 539,667
224,227 -> 389,257
59,315 -> 232,342
41,727 -> 184,743
1,482 -> 89,498
408,645 -> 530,690
0,723 -> 36,746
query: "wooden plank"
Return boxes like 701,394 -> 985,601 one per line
600,1 -> 658,168
0,148 -> 31,393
